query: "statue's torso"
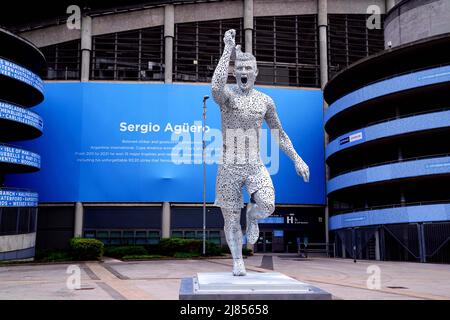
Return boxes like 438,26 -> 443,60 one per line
220,86 -> 269,165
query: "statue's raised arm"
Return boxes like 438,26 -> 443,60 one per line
211,29 -> 236,107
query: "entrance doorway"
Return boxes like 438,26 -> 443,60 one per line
256,231 -> 272,253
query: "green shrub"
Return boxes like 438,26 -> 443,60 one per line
221,246 -> 231,254
173,252 -> 201,258
242,247 -> 253,256
205,242 -> 223,256
221,246 -> 253,256
35,249 -> 72,262
104,246 -> 147,259
159,238 -> 202,256
122,254 -> 165,260
69,238 -> 104,261
144,244 -> 161,255
158,238 -> 223,256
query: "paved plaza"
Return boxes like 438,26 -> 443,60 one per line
1,254 -> 449,300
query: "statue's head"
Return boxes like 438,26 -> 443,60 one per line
233,45 -> 258,93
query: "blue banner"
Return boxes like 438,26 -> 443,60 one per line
7,82 -> 325,204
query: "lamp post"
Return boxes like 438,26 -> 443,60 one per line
202,95 -> 209,256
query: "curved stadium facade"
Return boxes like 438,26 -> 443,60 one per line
325,0 -> 450,263
0,28 -> 46,260
1,0 -> 449,263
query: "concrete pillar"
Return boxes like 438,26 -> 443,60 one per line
398,147 -> 403,161
386,0 -> 396,12
375,230 -> 381,260
417,223 -> 427,263
324,206 -> 329,244
400,191 -> 406,206
244,0 -> 254,53
161,202 -> 171,238
74,202 -> 84,237
80,16 -> 92,82
319,0 -> 330,244
341,240 -> 346,258
164,5 -> 174,83
318,0 -> 328,89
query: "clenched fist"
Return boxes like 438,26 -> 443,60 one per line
295,158 -> 310,183
223,29 -> 236,49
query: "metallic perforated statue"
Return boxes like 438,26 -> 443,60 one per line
212,29 -> 310,276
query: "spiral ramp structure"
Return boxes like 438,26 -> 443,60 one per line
0,28 -> 45,261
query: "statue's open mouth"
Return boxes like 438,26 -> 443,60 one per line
241,76 -> 248,84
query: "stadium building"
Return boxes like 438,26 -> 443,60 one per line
1,0 -> 448,263
325,0 -> 450,263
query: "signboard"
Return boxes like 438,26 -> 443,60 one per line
7,82 -> 325,204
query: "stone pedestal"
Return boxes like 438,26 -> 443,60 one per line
179,272 -> 332,300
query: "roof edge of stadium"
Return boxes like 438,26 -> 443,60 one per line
323,31 -> 450,104
10,0 -> 225,34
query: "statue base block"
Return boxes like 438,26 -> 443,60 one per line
179,272 -> 332,300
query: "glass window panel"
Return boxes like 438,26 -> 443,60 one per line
0,208 -> 18,235
40,40 -> 81,80
174,18 -> 243,83
172,231 -> 183,238
328,14 -> 384,78
84,230 -> 96,238
148,231 -> 160,244
18,208 -> 31,233
122,231 -> 135,245
109,231 -> 121,245
196,231 -> 204,239
91,26 -> 164,80
184,231 -> 196,239
135,231 -> 147,245
97,231 -> 110,245
208,231 -> 221,245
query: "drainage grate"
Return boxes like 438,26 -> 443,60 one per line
75,286 -> 95,290
387,286 -> 408,289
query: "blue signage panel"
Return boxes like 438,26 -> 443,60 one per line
0,58 -> 44,93
273,230 -> 284,237
0,145 -> 40,168
7,82 -> 325,204
0,101 -> 43,131
0,189 -> 38,207
259,216 -> 285,224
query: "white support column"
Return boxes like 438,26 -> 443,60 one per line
318,0 -> 330,245
342,240 -> 346,258
244,0 -> 254,53
375,230 -> 381,260
74,202 -> 84,237
162,202 -> 171,238
80,16 -> 92,82
318,0 -> 328,89
164,5 -> 174,83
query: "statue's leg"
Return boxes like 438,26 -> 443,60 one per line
246,187 -> 275,244
221,208 -> 246,276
